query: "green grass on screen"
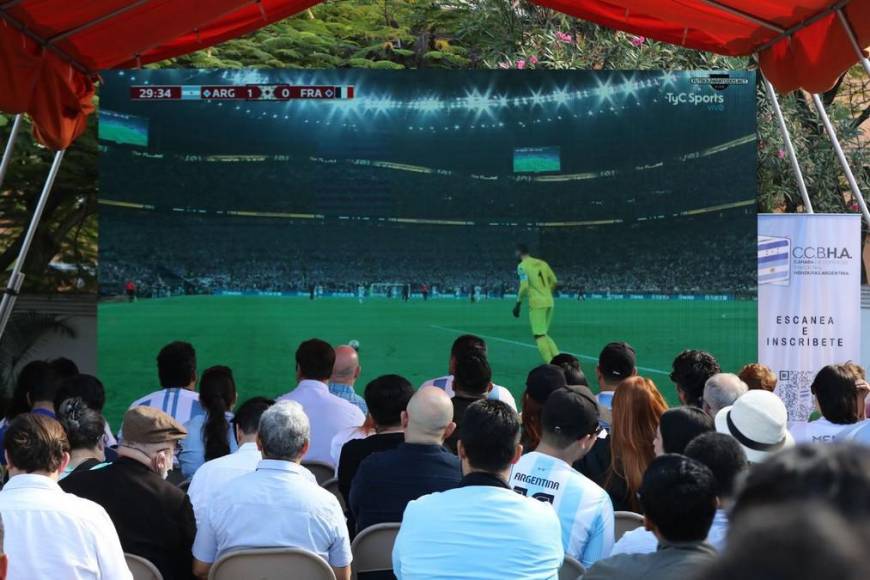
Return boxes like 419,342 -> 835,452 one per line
98,295 -> 757,427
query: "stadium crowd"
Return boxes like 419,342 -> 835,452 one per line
100,209 -> 755,299
0,336 -> 869,579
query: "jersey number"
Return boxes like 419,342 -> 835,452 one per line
513,485 -> 555,504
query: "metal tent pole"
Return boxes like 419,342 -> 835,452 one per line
0,114 -> 23,191
810,93 -> 870,228
762,75 -> 814,213
0,149 -> 66,341
837,8 -> 870,77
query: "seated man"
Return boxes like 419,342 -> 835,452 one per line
444,351 -> 492,453
350,386 -> 461,533
328,345 -> 368,414
420,334 -> 517,410
702,373 -> 748,417
393,400 -> 563,579
126,341 -> 202,426
278,339 -> 365,465
193,400 -> 351,580
338,375 -> 414,508
0,414 -> 131,579
584,455 -> 718,580
186,397 -> 275,525
61,406 -> 196,580
509,386 -> 614,567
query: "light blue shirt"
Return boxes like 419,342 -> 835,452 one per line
179,412 -> 238,479
328,383 -> 368,415
393,481 -> 563,579
510,451 -> 614,567
193,459 -> 351,567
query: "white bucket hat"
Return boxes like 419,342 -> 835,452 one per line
714,389 -> 794,463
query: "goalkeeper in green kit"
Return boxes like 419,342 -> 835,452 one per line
512,244 -> 560,362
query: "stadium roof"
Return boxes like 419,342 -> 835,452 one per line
1,0 -> 869,149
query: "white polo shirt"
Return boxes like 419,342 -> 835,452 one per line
609,509 -> 730,555
0,474 -> 132,580
277,380 -> 366,466
420,375 -> 518,411
790,418 -> 858,444
193,459 -> 352,567
187,442 -> 262,525
510,451 -> 614,567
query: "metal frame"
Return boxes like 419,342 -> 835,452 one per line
0,113 -> 22,191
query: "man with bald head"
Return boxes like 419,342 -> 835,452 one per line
349,386 -> 462,533
329,345 -> 367,414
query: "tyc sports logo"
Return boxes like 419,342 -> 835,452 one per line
664,73 -> 748,109
758,235 -> 791,286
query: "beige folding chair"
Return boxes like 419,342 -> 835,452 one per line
350,522 -> 401,580
303,460 -> 336,485
209,547 -> 336,580
559,556 -> 586,580
125,553 -> 163,580
322,476 -> 347,512
614,511 -> 645,541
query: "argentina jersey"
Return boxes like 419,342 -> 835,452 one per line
127,387 -> 204,425
509,451 -> 614,567
419,375 -> 518,411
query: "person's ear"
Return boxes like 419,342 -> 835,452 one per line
25,392 -> 32,408
442,422 -> 456,441
58,451 -> 71,475
511,443 -> 523,465
400,411 -> 410,430
256,434 -> 264,452
298,439 -> 310,462
457,440 -> 467,461
354,366 -> 362,380
234,424 -> 243,445
643,516 -> 656,533
486,382 -> 493,394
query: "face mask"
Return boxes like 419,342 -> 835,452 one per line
152,452 -> 170,480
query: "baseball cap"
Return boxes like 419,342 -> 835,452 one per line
714,390 -> 794,463
598,342 -> 637,379
542,386 -> 600,440
525,364 -> 568,404
122,406 -> 187,445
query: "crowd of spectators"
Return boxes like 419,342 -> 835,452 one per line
0,335 -> 869,579
100,207 -> 755,299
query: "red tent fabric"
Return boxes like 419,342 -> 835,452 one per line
0,0 -> 868,149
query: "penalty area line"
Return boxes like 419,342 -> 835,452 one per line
428,324 -> 669,376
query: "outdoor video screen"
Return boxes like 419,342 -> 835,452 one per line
514,147 -> 561,173
97,69 -> 757,422
98,110 -> 149,147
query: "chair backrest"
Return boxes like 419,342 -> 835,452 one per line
322,477 -> 347,512
351,523 -> 401,579
125,553 -> 163,580
558,556 -> 586,580
209,548 -> 336,580
614,511 -> 645,541
303,460 -> 336,485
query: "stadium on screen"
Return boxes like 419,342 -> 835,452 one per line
95,69 -> 758,425
98,110 -> 149,147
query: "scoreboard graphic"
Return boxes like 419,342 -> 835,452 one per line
130,84 -> 355,101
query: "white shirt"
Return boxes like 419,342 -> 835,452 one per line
187,442 -> 263,526
0,474 -> 132,580
609,509 -> 730,556
420,375 -> 518,411
277,380 -> 366,466
510,451 -> 614,567
790,417 -> 858,444
193,459 -> 351,567
329,425 -> 370,468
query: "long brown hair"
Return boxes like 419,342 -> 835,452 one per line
608,376 -> 668,511
520,391 -> 544,451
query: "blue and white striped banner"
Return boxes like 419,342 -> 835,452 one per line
757,235 -> 790,285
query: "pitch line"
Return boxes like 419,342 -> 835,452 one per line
429,324 -> 670,376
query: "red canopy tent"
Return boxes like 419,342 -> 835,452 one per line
0,0 -> 868,337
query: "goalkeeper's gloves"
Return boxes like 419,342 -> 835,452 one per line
512,303 -> 521,318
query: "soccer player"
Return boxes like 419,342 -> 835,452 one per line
513,244 -> 559,362
357,285 -> 365,304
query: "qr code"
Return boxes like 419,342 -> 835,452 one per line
776,370 -> 816,421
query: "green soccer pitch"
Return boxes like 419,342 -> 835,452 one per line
98,295 -> 758,427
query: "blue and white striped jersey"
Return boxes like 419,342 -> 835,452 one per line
127,387 -> 204,426
419,375 -> 517,411
509,451 -> 614,567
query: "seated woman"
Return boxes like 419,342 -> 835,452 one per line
179,366 -> 238,478
791,364 -> 868,444
57,397 -> 109,478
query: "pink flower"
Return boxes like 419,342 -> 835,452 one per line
529,55 -> 539,65
629,35 -> 646,47
516,59 -> 526,69
776,149 -> 786,159
555,31 -> 573,44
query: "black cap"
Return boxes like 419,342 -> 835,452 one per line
525,364 -> 568,404
542,386 -> 600,440
598,342 -> 637,379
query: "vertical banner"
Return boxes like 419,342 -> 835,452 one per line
758,214 -> 861,420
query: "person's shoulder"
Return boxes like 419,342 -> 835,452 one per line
585,553 -> 643,579
128,389 -> 162,408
